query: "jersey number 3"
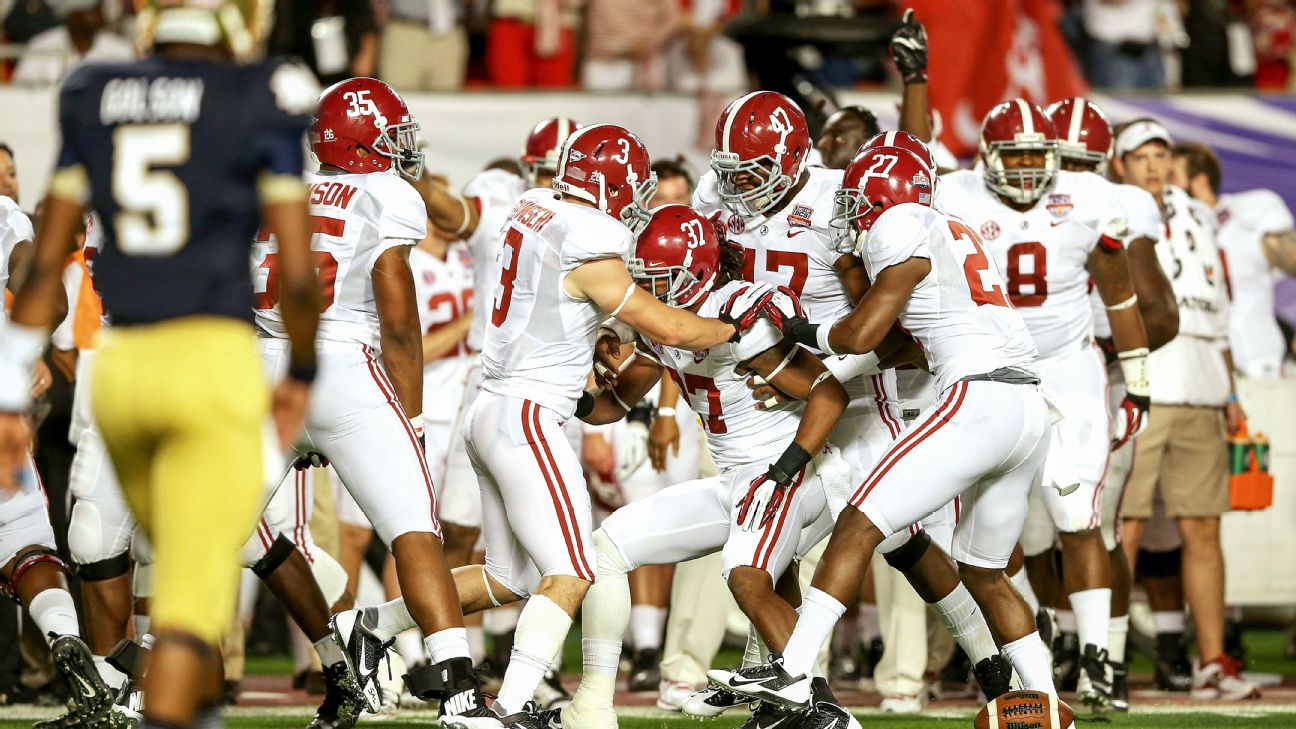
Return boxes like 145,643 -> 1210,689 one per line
491,228 -> 524,327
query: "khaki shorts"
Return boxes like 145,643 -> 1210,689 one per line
1122,404 -> 1228,519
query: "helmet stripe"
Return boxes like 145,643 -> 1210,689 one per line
721,91 -> 762,154
1067,97 -> 1086,144
1015,98 -> 1034,136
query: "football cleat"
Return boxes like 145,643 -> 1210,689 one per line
789,701 -> 859,729
308,661 -> 366,728
972,654 -> 1014,702
443,702 -> 556,729
707,658 -> 812,710
1077,644 -> 1113,710
737,702 -> 798,729
34,634 -> 116,729
533,669 -> 572,710
656,679 -> 696,711
560,699 -> 616,729
1109,661 -> 1129,712
329,608 -> 394,714
627,648 -> 661,692
681,685 -> 752,718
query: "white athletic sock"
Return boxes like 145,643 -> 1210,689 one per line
1108,615 -> 1129,664
94,656 -> 127,690
1009,569 -> 1039,614
858,603 -> 881,644
291,623 -> 314,674
425,627 -> 472,664
629,605 -> 666,651
1069,588 -> 1111,652
314,636 -> 345,668
363,598 -> 417,642
780,588 -> 845,677
133,616 -> 151,641
495,595 -> 574,715
1153,611 -> 1185,634
1001,632 -> 1056,695
571,530 -> 630,711
1055,609 -> 1077,634
468,626 -> 487,664
396,630 -> 425,665
742,624 -> 769,668
933,583 -> 998,664
29,589 -> 79,643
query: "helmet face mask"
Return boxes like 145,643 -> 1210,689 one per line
627,258 -> 702,308
1056,143 -> 1108,176
712,152 -> 792,219
619,176 -> 660,235
983,137 -> 1059,205
830,188 -> 877,252
372,119 -> 424,181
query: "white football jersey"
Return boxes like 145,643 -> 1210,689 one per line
1158,185 -> 1228,340
694,166 -> 888,410
935,170 -> 1126,358
1216,189 -> 1292,378
639,280 -> 800,470
252,171 -> 426,349
1091,184 -> 1161,339
479,188 -> 633,418
0,196 -> 34,324
859,203 -> 1037,392
462,169 -> 529,352
411,242 -> 474,421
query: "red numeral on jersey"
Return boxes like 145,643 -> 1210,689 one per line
255,251 -> 339,312
948,221 -> 1008,307
669,371 -> 726,434
491,228 -> 524,327
1005,241 -> 1048,307
739,247 -> 808,297
425,289 -> 473,358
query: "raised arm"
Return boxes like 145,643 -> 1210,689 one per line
413,174 -> 481,240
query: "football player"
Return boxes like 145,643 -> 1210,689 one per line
563,204 -> 850,729
0,2 -> 325,726
713,148 -> 1059,717
346,123 -> 774,729
692,93 -> 1009,706
934,99 -> 1153,709
1046,96 -> 1179,710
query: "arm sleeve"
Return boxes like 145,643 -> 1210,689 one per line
560,216 -> 632,271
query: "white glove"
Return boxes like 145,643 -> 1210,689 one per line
616,422 -> 650,481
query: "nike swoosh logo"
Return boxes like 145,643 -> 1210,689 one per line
1051,221 -> 1066,227
787,230 -> 806,238
1052,482 -> 1080,496
728,675 -> 775,687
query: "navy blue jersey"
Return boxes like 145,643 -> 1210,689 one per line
55,55 -> 318,325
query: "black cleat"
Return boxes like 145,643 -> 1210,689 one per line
1053,632 -> 1080,692
972,654 -> 1014,702
738,702 -> 798,729
707,658 -> 812,710
940,646 -> 974,697
34,635 -> 116,729
329,609 -> 394,714
1110,661 -> 1129,712
308,661 -> 366,728
790,701 -> 859,729
628,648 -> 661,692
1078,644 -> 1113,709
1153,633 -> 1192,692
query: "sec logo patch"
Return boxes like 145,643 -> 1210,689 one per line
728,216 -> 746,235
980,220 -> 1001,241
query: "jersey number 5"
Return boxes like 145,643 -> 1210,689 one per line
112,125 -> 190,255
948,221 -> 1008,307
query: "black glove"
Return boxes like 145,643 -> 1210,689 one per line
292,451 -> 329,470
890,8 -> 928,85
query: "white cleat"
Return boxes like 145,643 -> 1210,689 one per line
681,685 -> 753,718
707,660 -> 813,711
329,608 -> 392,714
656,679 -> 697,712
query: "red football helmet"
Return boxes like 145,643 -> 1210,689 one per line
521,116 -> 580,185
833,147 -> 933,244
861,131 -> 936,173
1046,97 -> 1113,175
628,205 -> 721,308
311,77 -> 423,180
712,91 -> 811,218
552,123 -> 657,226
979,99 -> 1059,205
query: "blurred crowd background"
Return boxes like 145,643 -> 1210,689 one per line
1,0 -> 1295,93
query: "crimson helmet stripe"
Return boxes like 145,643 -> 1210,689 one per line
1015,98 -> 1035,136
720,91 -> 763,153
1066,97 -> 1086,144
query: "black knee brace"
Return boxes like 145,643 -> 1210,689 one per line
1136,547 -> 1182,579
883,529 -> 931,573
251,534 -> 297,579
76,551 -> 132,582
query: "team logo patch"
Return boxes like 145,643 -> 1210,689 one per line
728,215 -> 746,235
694,349 -> 709,363
1217,208 -> 1232,225
567,149 -> 586,162
323,128 -> 335,141
1046,194 -> 1073,221
788,204 -> 813,228
980,220 -> 1000,240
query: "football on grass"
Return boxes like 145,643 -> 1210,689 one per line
973,691 -> 1075,729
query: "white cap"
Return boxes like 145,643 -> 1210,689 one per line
1115,119 -> 1173,157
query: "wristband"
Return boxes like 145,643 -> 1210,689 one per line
784,318 -> 821,352
1105,294 -> 1138,312
1117,347 -> 1149,398
409,413 -> 425,435
627,400 -> 653,427
655,407 -> 676,418
769,443 -> 813,486
287,360 -> 317,385
0,322 -> 49,411
575,390 -> 597,418
815,321 -> 839,357
1227,393 -> 1238,403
